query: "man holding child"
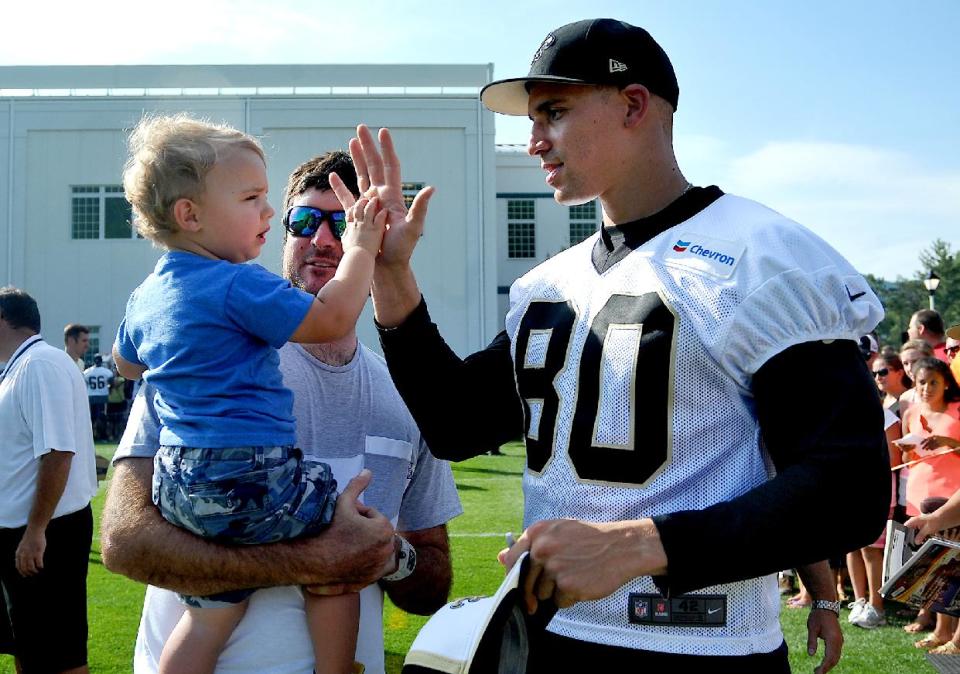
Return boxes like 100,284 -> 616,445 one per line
101,149 -> 460,674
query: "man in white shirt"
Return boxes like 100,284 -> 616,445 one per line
100,152 -> 462,674
63,324 -> 90,372
0,287 -> 99,673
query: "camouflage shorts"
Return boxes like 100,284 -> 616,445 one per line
153,444 -> 338,608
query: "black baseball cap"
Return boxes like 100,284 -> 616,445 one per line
480,18 -> 679,116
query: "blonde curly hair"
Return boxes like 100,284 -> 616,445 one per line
122,114 -> 265,243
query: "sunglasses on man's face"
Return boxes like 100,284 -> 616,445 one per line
947,346 -> 960,356
283,206 -> 347,239
873,368 -> 889,378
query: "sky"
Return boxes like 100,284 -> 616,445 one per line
1,0 -> 957,281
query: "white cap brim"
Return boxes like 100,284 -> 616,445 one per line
480,77 -> 594,116
403,552 -> 545,673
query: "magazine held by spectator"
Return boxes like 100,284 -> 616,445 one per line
882,520 -> 919,586
881,522 -> 960,616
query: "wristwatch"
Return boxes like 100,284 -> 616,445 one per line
811,599 -> 841,616
382,535 -> 417,582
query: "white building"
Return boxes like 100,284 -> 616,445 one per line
0,64 -> 598,362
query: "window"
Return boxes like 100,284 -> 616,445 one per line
71,185 -> 136,239
401,182 -> 424,209
507,199 -> 536,259
569,200 -> 598,246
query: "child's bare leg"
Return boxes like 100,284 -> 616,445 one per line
158,601 -> 248,674
306,592 -> 360,674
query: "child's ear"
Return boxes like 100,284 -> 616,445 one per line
173,198 -> 201,232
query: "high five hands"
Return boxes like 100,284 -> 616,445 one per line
328,124 -> 435,269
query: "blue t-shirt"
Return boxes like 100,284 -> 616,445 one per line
115,252 -> 314,448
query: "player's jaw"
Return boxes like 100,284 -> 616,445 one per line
543,158 -> 598,206
541,157 -> 563,188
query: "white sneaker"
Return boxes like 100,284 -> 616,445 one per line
847,598 -> 867,624
852,604 -> 886,629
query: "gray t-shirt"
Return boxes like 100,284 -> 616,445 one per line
114,341 -> 462,674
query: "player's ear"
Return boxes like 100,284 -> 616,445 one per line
620,84 -> 650,129
173,198 -> 201,232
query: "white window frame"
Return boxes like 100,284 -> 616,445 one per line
569,200 -> 599,246
71,185 -> 137,240
507,199 -> 536,259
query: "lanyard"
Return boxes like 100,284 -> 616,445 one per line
0,336 -> 42,383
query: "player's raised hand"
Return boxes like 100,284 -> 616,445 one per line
347,125 -> 435,269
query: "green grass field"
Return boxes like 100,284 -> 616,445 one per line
0,441 -> 937,673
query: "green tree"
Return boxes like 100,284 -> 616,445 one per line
919,239 -> 960,327
868,239 -> 960,349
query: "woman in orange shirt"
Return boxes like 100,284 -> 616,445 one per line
900,357 -> 960,650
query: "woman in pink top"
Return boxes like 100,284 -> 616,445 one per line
900,357 -> 960,650
902,358 -> 960,515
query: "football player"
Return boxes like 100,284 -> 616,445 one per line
335,18 -> 889,673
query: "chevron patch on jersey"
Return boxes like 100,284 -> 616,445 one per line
662,233 -> 745,279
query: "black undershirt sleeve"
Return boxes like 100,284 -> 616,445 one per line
651,339 -> 890,596
377,298 -> 524,460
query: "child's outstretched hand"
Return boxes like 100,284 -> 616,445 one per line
340,195 -> 387,258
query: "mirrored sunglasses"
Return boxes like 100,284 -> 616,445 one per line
283,206 -> 347,239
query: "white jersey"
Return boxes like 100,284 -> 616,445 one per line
83,365 -> 113,399
505,193 -> 882,655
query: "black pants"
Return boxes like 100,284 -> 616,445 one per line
0,505 -> 92,673
0,595 -> 13,655
529,630 -> 790,674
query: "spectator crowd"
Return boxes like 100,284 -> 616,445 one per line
781,308 -> 960,656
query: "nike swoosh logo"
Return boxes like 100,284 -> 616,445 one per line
707,608 -> 722,615
846,285 -> 867,302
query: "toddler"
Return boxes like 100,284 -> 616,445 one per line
113,114 -> 383,674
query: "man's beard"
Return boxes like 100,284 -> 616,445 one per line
286,265 -> 308,292
284,249 -> 340,294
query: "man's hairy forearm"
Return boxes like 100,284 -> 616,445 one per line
383,527 -> 453,615
101,458 -> 392,595
101,459 -> 317,594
